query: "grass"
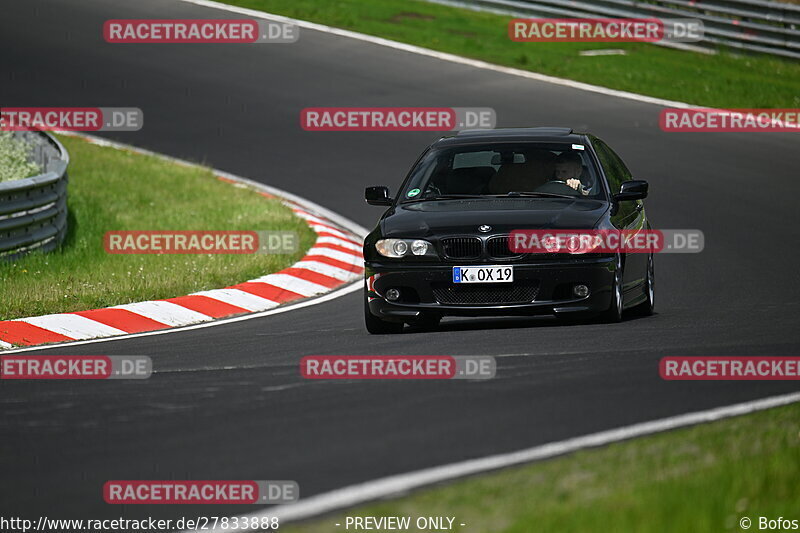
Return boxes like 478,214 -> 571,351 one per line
282,402 -> 800,533
219,0 -> 800,108
0,135 -> 316,320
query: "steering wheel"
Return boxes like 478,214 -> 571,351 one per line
535,180 -> 579,195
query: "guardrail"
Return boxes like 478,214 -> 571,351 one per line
0,131 -> 69,260
437,0 -> 800,59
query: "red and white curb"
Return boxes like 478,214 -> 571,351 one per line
0,135 -> 366,349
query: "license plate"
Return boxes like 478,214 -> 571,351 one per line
453,266 -> 513,284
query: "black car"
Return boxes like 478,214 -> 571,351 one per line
363,127 -> 654,334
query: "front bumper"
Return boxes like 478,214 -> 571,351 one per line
365,256 -> 616,321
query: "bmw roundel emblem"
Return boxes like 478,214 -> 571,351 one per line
479,225 -> 492,233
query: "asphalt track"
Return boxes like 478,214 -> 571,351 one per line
2,0 -> 800,523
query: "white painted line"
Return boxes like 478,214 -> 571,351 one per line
192,391 -> 800,530
191,289 -> 280,312
292,260 -> 358,281
111,301 -> 212,327
317,233 -> 363,247
309,225 -> 357,240
309,247 -> 364,265
293,211 -> 329,225
316,236 -> 361,252
19,314 -> 127,340
2,282 -> 362,354
579,49 -> 627,57
308,222 -> 366,238
177,0 -> 696,110
252,273 -> 330,297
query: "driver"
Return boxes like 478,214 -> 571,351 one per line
554,152 -> 590,196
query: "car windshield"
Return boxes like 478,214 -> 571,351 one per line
399,142 -> 604,202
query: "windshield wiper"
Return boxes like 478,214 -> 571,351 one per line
491,191 -> 576,199
407,194 -> 484,202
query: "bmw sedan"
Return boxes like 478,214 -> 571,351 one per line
363,127 -> 655,334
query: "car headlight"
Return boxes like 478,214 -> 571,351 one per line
542,232 -> 603,255
376,238 -> 436,258
411,240 -> 429,256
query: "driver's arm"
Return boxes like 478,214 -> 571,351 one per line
566,178 -> 590,195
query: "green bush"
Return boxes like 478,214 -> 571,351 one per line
0,132 -> 41,183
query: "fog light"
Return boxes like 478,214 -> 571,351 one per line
385,288 -> 401,301
573,284 -> 589,298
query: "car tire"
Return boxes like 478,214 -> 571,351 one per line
601,254 -> 624,323
364,294 -> 404,334
631,253 -> 655,317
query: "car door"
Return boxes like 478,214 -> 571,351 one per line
591,138 -> 648,297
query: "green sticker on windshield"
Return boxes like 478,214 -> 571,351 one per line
407,188 -> 420,197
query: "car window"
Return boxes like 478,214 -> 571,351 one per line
592,139 -> 632,194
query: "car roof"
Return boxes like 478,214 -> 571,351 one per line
433,127 -> 589,147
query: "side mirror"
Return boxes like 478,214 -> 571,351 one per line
365,186 -> 393,206
614,180 -> 648,202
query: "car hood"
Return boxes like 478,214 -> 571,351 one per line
381,198 -> 608,237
